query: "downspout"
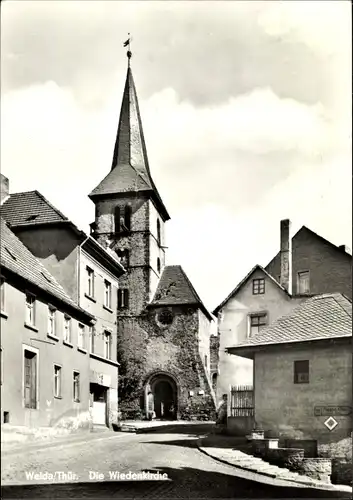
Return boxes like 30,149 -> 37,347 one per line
78,236 -> 90,307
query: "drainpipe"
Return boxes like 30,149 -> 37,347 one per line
78,236 -> 90,307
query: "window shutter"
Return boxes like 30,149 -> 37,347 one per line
124,206 -> 132,231
118,289 -> 122,309
114,206 -> 121,234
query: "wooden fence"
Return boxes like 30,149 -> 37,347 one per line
230,385 -> 254,417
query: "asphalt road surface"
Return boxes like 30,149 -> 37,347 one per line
1,424 -> 350,499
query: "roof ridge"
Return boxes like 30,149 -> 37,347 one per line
213,263 -> 289,315
33,190 -> 68,221
177,265 -> 213,320
331,294 -> 352,318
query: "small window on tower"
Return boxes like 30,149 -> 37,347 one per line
157,257 -> 161,274
116,249 -> 130,268
124,205 -> 132,231
114,206 -> 121,234
115,206 -> 132,233
118,289 -> 129,309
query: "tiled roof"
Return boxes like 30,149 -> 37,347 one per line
90,163 -> 151,196
150,265 -> 213,320
1,191 -> 68,227
227,293 -> 352,352
213,264 -> 288,315
89,66 -> 170,221
0,217 -> 92,318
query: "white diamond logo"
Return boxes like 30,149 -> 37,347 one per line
324,417 -> 338,431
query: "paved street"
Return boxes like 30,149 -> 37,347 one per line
1,424 -> 350,499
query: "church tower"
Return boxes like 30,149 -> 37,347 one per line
89,49 -> 216,420
89,51 -> 169,314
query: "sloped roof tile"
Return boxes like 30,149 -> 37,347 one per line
0,217 -> 92,319
227,293 -> 352,353
1,191 -> 68,227
150,265 -> 213,320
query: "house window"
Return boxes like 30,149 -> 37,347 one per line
48,306 -> 56,337
116,249 -> 129,268
0,278 -> 4,311
89,325 -> 95,353
157,257 -> 161,273
24,350 -> 37,409
294,360 -> 309,384
64,316 -> 72,343
252,278 -> 265,295
115,205 -> 132,233
73,371 -> 80,402
104,280 -> 112,309
54,365 -> 62,398
104,331 -> 112,360
78,324 -> 85,350
249,313 -> 267,336
118,289 -> 129,309
86,267 -> 95,298
157,219 -> 161,245
297,271 -> 310,294
204,355 -> 208,367
25,294 -> 36,326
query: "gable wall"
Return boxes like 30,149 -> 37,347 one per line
217,268 -> 304,400
266,229 -> 352,298
13,226 -> 80,302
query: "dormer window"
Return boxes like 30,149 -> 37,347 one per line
114,205 -> 132,233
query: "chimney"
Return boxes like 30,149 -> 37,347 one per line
339,244 -> 351,254
280,219 -> 292,294
0,174 -> 9,205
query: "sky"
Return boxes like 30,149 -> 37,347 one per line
1,0 -> 352,313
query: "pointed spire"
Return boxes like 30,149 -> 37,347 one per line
89,50 -> 170,221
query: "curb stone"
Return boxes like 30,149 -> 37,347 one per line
196,438 -> 352,493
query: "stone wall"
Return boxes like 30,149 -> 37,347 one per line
299,458 -> 332,483
117,306 -> 215,420
331,458 -> 353,486
227,416 -> 254,436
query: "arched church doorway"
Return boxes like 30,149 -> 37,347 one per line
148,373 -> 177,420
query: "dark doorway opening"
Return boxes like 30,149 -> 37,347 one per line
150,375 -> 177,420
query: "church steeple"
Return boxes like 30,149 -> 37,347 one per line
89,53 -> 170,222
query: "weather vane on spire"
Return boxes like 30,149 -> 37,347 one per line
123,34 -> 132,63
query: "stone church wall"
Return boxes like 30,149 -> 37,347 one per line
117,306 -> 216,420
